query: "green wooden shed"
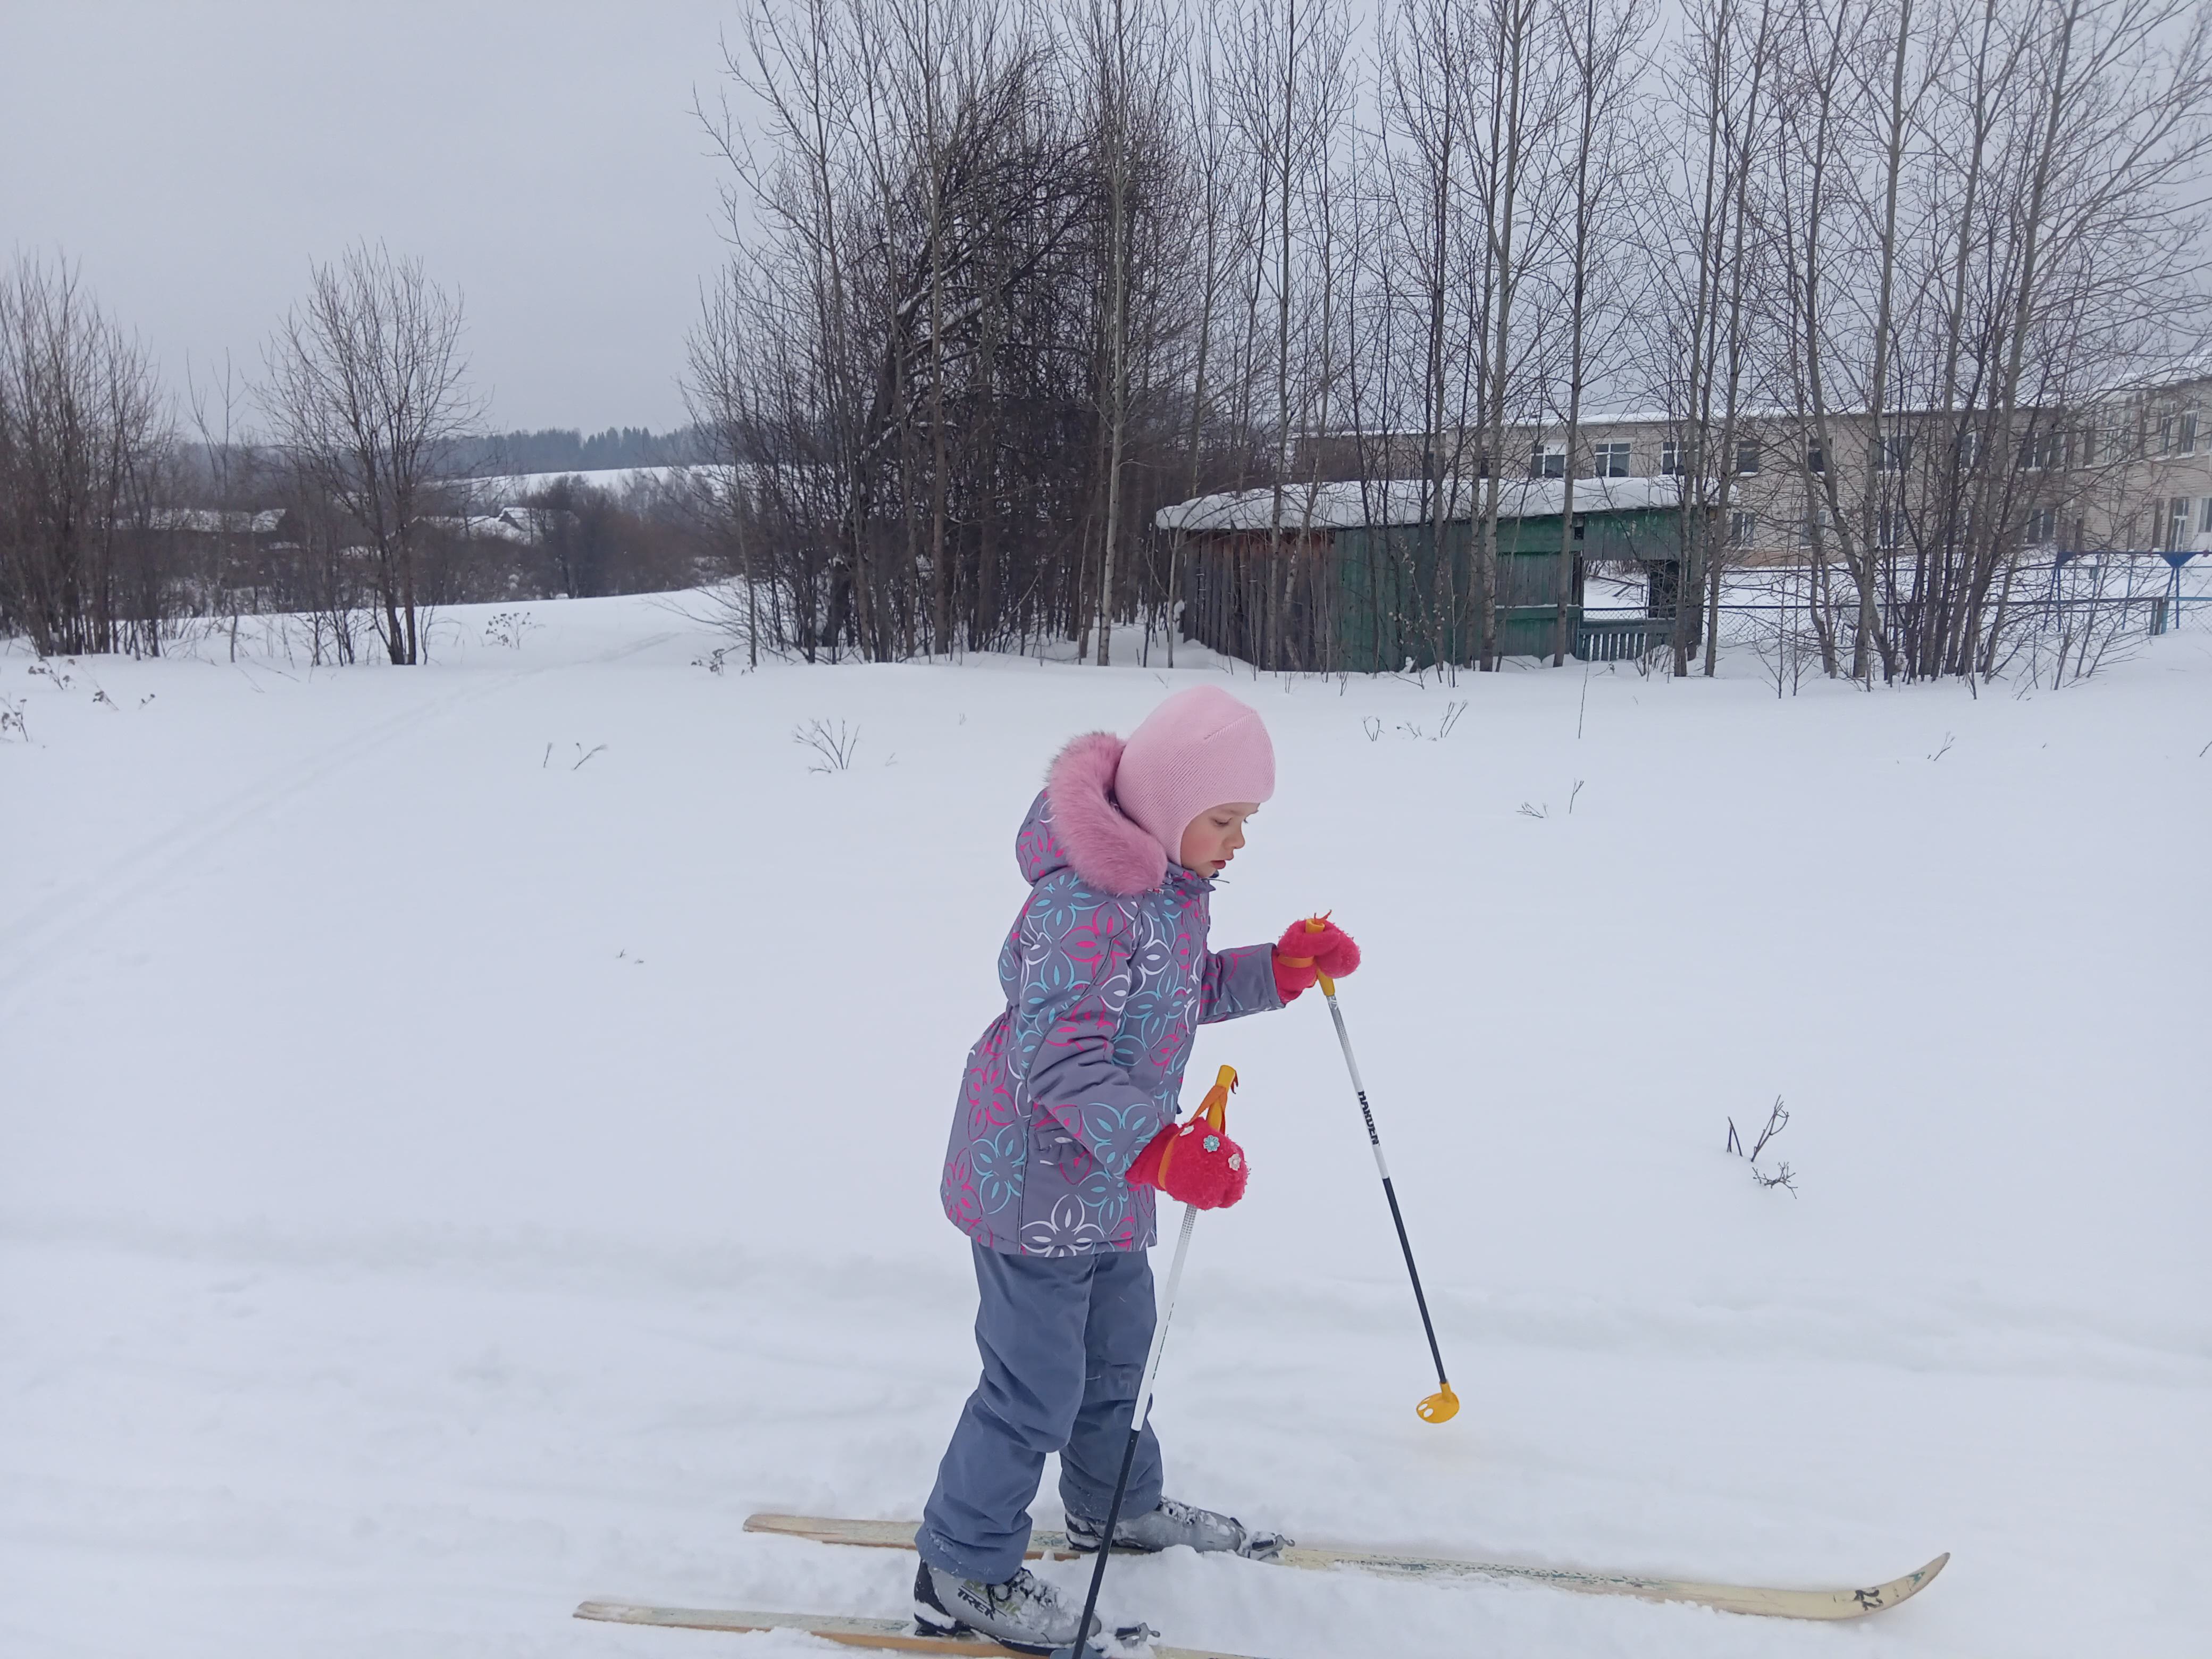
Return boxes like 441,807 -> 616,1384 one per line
1158,476 -> 1690,672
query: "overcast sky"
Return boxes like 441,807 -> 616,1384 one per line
2,2 -> 754,433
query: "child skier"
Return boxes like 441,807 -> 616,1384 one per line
916,685 -> 1361,1653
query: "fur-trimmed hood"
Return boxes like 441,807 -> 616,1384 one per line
1019,731 -> 1173,897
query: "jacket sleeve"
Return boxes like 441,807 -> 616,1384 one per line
1004,890 -> 1171,1179
1198,942 -> 1283,1024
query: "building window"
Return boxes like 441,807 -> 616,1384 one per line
2159,414 -> 2176,454
2199,497 -> 2212,534
1728,510 -> 1756,547
1957,428 -> 1981,468
1660,437 -> 1683,475
2025,506 -> 2057,544
1806,440 -> 1825,474
2168,496 -> 2191,549
1735,440 -> 1761,474
1592,441 -> 1631,477
2184,411 -> 2200,454
1877,508 -> 1904,548
1530,443 -> 1565,479
2024,429 -> 2071,471
1795,507 -> 1834,546
1879,434 -> 1912,473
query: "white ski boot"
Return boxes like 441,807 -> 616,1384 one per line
914,1560 -> 1101,1655
1064,1496 -> 1287,1560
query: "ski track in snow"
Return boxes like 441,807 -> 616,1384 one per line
0,628 -> 677,1007
2,597 -> 2207,1659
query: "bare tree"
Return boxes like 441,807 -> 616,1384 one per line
686,266 -> 768,668
183,350 -> 265,659
1227,0 -> 1353,669
1546,0 -> 1651,665
1375,0 -> 1479,671
0,255 -> 171,657
1160,3 -> 1251,666
258,242 -> 482,666
1641,0 -> 1781,676
1469,0 -> 1556,672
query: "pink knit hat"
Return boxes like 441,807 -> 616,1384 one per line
1113,686 -> 1276,861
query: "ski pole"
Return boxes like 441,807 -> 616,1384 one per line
1060,1066 -> 1235,1659
1060,1199 -> 1196,1659
1289,917 -> 1458,1425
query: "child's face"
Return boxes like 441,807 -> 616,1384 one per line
1177,802 -> 1260,877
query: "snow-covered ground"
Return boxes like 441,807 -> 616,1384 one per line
459,465 -> 697,506
3,597 -> 2207,1659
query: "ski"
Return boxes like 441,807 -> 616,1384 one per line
572,1600 -> 1261,1658
742,1513 -> 1949,1622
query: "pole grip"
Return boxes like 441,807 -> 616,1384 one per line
1289,914 -> 1336,996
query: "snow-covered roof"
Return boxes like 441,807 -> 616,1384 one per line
1155,474 -> 1681,533
495,505 -> 577,537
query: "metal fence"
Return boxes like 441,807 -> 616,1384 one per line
1573,554 -> 2212,671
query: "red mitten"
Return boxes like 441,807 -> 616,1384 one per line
1128,1067 -> 1249,1210
1272,916 -> 1361,1002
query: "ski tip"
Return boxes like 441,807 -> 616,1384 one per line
1849,1551 -> 1949,1616
1898,1552 -> 1950,1593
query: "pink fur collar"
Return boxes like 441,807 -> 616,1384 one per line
1045,732 -> 1169,896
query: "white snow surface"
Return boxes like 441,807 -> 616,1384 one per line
3,598 -> 2207,1659
459,465 -> 696,505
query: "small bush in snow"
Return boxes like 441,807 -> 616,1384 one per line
1727,1096 -> 1797,1195
483,611 -> 540,649
795,718 -> 859,773
1516,779 -> 1585,819
1392,700 -> 1468,743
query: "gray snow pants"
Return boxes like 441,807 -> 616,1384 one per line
915,1242 -> 1164,1584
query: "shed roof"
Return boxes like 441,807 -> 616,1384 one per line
1155,474 -> 1682,533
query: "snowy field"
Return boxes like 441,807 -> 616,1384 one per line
4,596 -> 2208,1659
460,466 -> 693,506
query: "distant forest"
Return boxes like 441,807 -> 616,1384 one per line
450,425 -> 703,475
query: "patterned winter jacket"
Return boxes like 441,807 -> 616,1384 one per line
940,732 -> 1280,1256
